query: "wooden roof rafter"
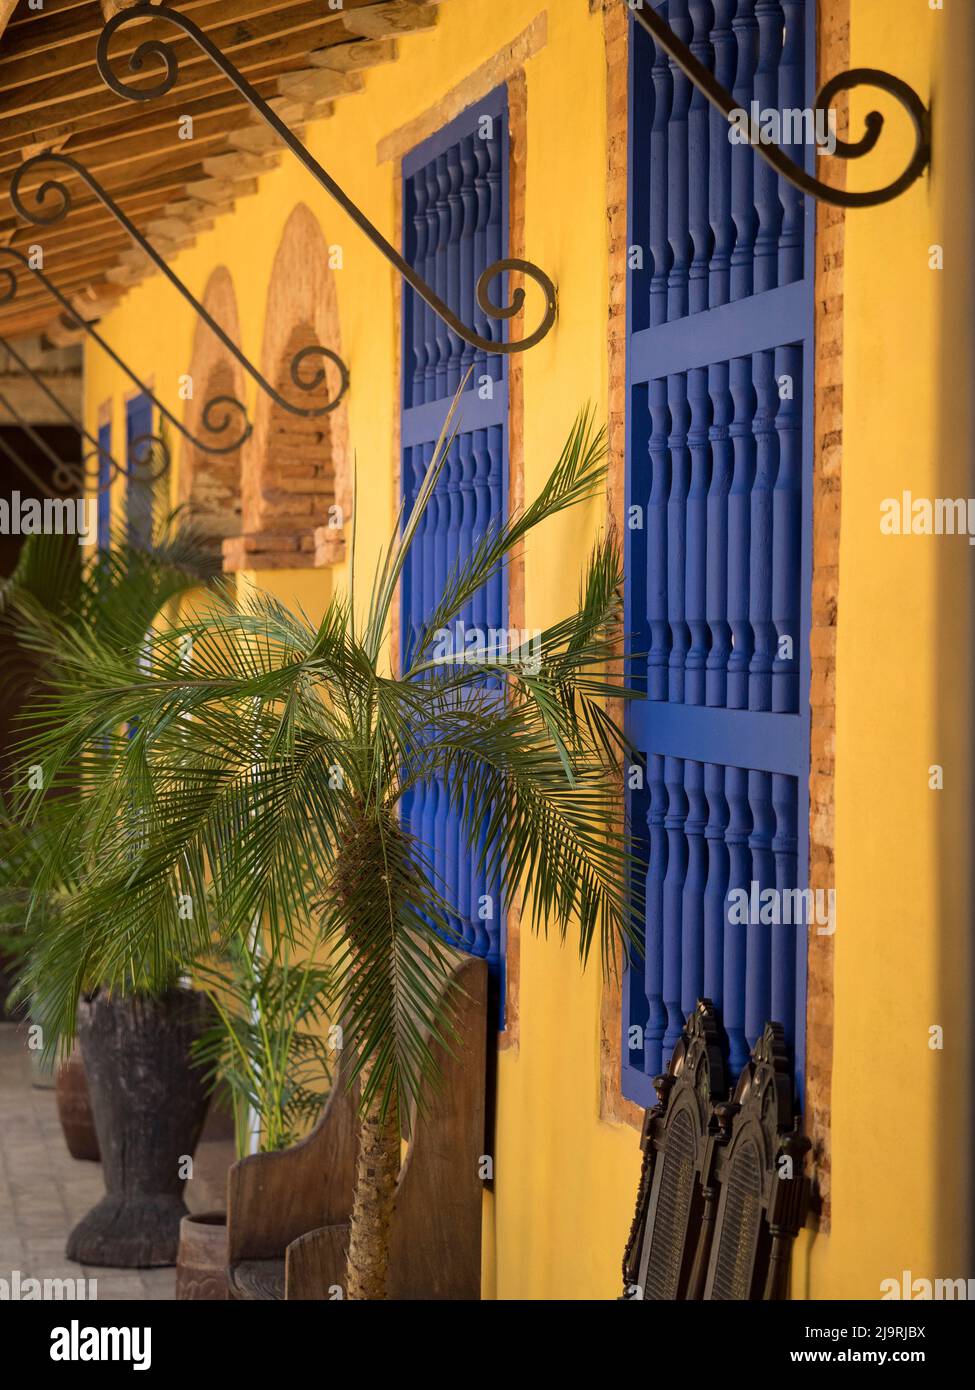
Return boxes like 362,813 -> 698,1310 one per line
0,0 -> 443,342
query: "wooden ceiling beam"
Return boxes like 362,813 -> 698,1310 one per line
3,112 -> 275,192
0,71 -> 289,164
1,0 -> 288,63
0,26 -> 363,146
308,37 -> 399,73
0,0 -> 314,96
0,0 -> 377,122
342,1 -> 440,39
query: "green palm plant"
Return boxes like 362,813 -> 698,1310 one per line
192,929 -> 335,1158
0,519 -> 217,1007
16,402 -> 642,1299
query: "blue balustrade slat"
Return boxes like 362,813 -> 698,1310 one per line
125,393 -> 153,550
632,703 -> 803,775
401,88 -> 509,1013
97,420 -> 111,551
754,1 -> 784,294
624,0 -> 815,1103
630,280 -> 809,380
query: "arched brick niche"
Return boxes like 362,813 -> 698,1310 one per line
180,266 -> 246,555
224,202 -> 350,573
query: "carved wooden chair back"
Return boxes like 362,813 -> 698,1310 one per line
703,1021 -> 811,1301
623,1006 -> 811,1302
622,999 -> 728,1300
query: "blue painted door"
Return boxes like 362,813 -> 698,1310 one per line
400,87 -> 509,1012
125,393 -> 154,549
623,0 -> 815,1105
97,420 -> 112,551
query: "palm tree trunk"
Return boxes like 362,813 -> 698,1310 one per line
345,1076 -> 400,1300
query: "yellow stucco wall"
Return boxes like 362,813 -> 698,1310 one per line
84,0 -> 973,1299
793,0 -> 974,1300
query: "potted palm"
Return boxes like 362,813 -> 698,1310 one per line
18,403 -> 641,1298
175,929 -> 334,1299
0,520 -> 220,1264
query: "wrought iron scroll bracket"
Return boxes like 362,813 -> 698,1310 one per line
96,3 -> 557,355
0,332 -> 165,497
0,246 -> 244,458
630,1 -> 930,210
10,152 -> 349,422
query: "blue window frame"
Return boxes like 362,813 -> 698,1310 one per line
97,420 -> 112,551
400,86 -> 510,1014
125,393 -> 154,550
622,0 -> 816,1105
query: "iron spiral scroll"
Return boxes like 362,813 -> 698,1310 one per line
0,246 -> 246,458
10,153 -> 349,421
631,1 -> 930,210
95,2 -> 558,355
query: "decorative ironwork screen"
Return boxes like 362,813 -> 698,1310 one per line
622,0 -> 815,1105
400,88 -> 510,1012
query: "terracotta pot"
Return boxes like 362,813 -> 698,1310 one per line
176,1211 -> 229,1300
67,988 -> 214,1268
55,1046 -> 100,1161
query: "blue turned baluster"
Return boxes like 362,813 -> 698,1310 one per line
454,433 -> 477,951
706,360 -> 732,707
419,441 -> 439,892
647,378 -> 671,702
685,366 -> 710,706
687,0 -> 714,315
745,769 -> 774,1050
771,773 -> 798,1046
459,135 -> 478,380
662,757 -> 689,1054
772,344 -> 801,713
445,143 -> 465,395
667,374 -> 690,704
723,764 -> 752,1074
433,154 -> 451,399
485,119 -> 504,367
730,0 -> 758,302
422,160 -> 441,405
486,423 -> 504,660
666,0 -> 692,322
409,175 -> 429,409
727,356 -> 756,709
681,759 -> 707,1021
471,428 -> 491,644
442,440 -> 464,944
472,133 -> 491,379
748,349 -> 778,713
703,761 -> 729,1002
778,0 -> 805,285
708,0 -> 736,308
649,29 -> 674,326
753,1 -> 784,294
644,755 -> 669,1075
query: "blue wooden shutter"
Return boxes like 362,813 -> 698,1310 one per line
623,0 -> 815,1105
400,87 -> 509,1012
97,420 -> 112,551
125,393 -> 154,549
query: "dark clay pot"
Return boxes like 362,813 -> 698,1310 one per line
175,1211 -> 228,1300
55,1046 -> 100,1162
67,988 -> 214,1268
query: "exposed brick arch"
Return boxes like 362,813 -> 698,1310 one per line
180,266 -> 246,555
225,202 -> 350,572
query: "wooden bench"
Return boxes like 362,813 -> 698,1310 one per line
227,954 -> 487,1300
623,999 -> 811,1301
